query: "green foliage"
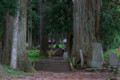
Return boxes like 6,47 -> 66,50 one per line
30,0 -> 120,52
47,50 -> 56,57
98,0 -> 120,51
27,43 -> 65,58
53,44 -> 56,48
103,53 -> 108,61
0,0 -> 17,40
46,0 -> 73,34
48,44 -> 65,57
49,44 -> 65,48
65,57 -> 72,62
27,50 -> 39,57
49,44 -> 55,48
59,44 -> 65,48
26,50 -> 46,62
0,0 -> 17,16
2,65 -> 26,75
103,48 -> 120,61
105,49 -> 120,59
26,0 -> 73,46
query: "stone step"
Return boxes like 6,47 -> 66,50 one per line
36,64 -> 70,66
35,66 -> 70,68
35,62 -> 69,65
35,67 -> 71,70
34,58 -> 71,72
35,67 -> 71,72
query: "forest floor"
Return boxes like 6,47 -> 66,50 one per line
2,70 -> 120,80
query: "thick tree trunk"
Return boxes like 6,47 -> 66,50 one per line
72,0 -> 102,66
27,0 -> 32,49
0,16 -> 5,62
66,32 -> 73,57
0,0 -> 34,72
0,41 -> 2,60
17,0 -> 34,72
28,29 -> 32,49
1,12 -> 13,65
39,0 -> 48,57
10,0 -> 20,70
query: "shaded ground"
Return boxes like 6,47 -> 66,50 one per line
0,65 -> 11,79
1,71 -> 113,80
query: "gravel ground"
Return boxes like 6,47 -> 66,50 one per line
1,71 -> 112,80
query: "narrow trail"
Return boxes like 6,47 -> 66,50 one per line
3,71 -> 111,80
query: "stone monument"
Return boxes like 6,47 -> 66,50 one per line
63,52 -> 68,60
118,64 -> 120,75
90,43 -> 104,68
80,50 -> 84,68
107,53 -> 119,66
107,53 -> 119,71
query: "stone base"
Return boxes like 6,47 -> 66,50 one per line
85,68 -> 108,72
108,66 -> 118,73
118,67 -> 120,75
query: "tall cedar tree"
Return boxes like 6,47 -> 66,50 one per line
72,0 -> 102,66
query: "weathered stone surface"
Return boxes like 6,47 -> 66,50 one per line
118,63 -> 120,75
63,52 -> 68,60
107,53 -> 119,72
118,67 -> 120,75
72,57 -> 75,64
107,53 -> 119,66
90,43 -> 104,68
35,58 -> 71,72
80,50 -> 84,68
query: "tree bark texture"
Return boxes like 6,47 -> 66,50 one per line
27,0 -> 32,49
28,29 -> 32,49
66,32 -> 73,57
72,0 -> 102,66
10,0 -> 20,70
17,0 -> 34,72
39,0 -> 48,57
0,41 -> 2,61
1,12 -> 14,65
1,0 -> 34,72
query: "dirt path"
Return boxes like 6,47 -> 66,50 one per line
2,71 -> 112,80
